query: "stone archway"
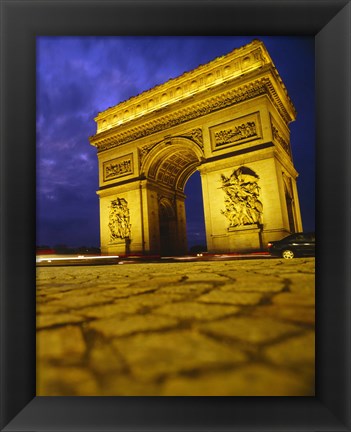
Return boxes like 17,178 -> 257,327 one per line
140,136 -> 204,255
141,136 -> 204,192
90,40 -> 303,255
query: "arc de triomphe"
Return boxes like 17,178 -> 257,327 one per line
89,40 -> 302,256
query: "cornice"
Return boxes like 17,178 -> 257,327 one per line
90,74 -> 293,153
91,40 -> 296,136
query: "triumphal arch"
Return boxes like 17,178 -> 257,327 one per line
89,40 -> 303,256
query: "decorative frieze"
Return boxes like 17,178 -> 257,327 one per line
179,128 -> 204,149
210,113 -> 261,150
94,40 -> 275,133
91,79 -> 270,152
214,122 -> 257,147
220,166 -> 263,228
108,197 -> 131,241
103,154 -> 133,181
90,40 -> 296,154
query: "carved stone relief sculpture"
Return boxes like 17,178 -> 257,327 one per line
214,121 -> 257,146
105,159 -> 132,179
139,128 -> 203,169
108,197 -> 132,241
180,128 -> 204,149
103,154 -> 133,181
91,79 -> 272,152
220,166 -> 263,228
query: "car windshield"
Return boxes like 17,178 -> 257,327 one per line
283,234 -> 301,241
284,233 -> 315,241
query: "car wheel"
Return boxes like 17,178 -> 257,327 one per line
282,249 -> 295,259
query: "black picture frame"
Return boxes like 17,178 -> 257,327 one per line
1,1 -> 350,430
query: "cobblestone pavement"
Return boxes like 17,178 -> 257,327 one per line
36,258 -> 315,396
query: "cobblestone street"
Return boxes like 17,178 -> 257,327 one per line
36,258 -> 315,396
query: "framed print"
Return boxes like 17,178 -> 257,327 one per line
1,0 -> 350,431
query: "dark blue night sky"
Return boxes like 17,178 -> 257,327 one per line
36,36 -> 315,249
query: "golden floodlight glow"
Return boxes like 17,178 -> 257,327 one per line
89,40 -> 302,257
92,40 -> 295,133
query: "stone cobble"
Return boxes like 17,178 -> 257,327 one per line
36,258 -> 315,396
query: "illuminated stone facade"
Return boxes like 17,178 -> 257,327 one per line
90,40 -> 303,255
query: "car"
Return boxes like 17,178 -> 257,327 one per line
267,232 -> 315,259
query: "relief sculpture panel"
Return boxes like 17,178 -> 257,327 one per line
210,113 -> 261,151
214,122 -> 257,146
108,197 -> 131,241
220,166 -> 263,228
103,154 -> 133,182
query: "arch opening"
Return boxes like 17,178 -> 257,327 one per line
144,138 -> 204,256
158,197 -> 177,256
184,170 -> 207,254
143,138 -> 203,192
